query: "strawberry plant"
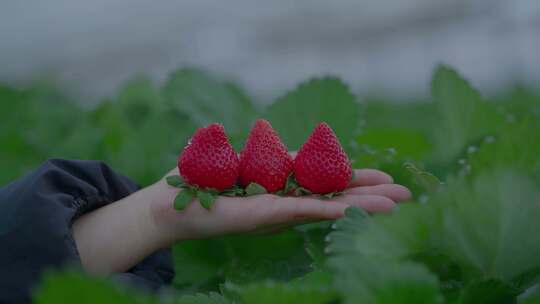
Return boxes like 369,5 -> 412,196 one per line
1,64 -> 540,303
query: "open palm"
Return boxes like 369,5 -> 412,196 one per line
152,167 -> 411,243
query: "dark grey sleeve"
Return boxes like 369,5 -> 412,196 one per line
0,159 -> 174,303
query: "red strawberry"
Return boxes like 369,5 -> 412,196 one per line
178,123 -> 239,191
293,123 -> 352,194
239,119 -> 293,192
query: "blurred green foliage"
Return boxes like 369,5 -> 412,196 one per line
1,65 -> 540,303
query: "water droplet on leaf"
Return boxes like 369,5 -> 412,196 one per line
484,135 -> 495,143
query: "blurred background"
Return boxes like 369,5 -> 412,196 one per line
4,2 -> 540,302
1,0 -> 539,104
1,0 -> 540,186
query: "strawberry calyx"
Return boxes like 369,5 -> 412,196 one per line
274,173 -> 344,198
221,185 -> 246,197
274,173 -> 299,195
244,183 -> 268,196
219,183 -> 269,197
166,175 -> 273,210
166,169 -> 344,210
166,175 -> 235,210
321,191 -> 344,199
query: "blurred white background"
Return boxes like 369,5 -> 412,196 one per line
0,0 -> 539,103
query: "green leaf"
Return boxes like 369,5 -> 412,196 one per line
0,84 -> 92,185
221,186 -> 245,197
223,256 -> 312,286
113,78 -> 164,127
176,293 -> 231,304
512,266 -> 540,292
198,191 -> 217,210
175,189 -> 196,210
162,68 -> 257,149
520,285 -> 540,304
458,279 -> 518,304
356,127 -> 432,161
331,169 -> 540,303
225,270 -> 338,304
245,183 -> 268,196
294,187 -> 312,196
283,174 -> 298,194
362,98 -> 437,134
322,192 -> 342,199
296,222 -> 333,269
33,270 -> 158,304
467,117 -> 540,183
172,239 -> 230,290
403,162 -> 444,193
172,230 -> 310,294
34,269 -> 230,304
498,86 -> 540,120
94,99 -> 186,184
92,100 -> 132,154
434,171 -> 540,286
5,64 -> 540,304
166,175 -> 185,187
265,77 -> 360,151
328,206 -> 441,304
221,231 -> 312,284
350,141 -> 425,196
344,206 -> 369,220
431,65 -> 506,162
332,260 -> 441,304
109,108 -> 196,186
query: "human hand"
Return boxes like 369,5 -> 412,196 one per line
150,166 -> 411,245
73,164 -> 411,274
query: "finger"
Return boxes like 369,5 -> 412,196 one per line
349,169 -> 393,187
275,196 -> 349,221
345,184 -> 412,202
330,194 -> 396,213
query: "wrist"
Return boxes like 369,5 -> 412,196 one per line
72,182 -> 174,274
146,178 -> 187,247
